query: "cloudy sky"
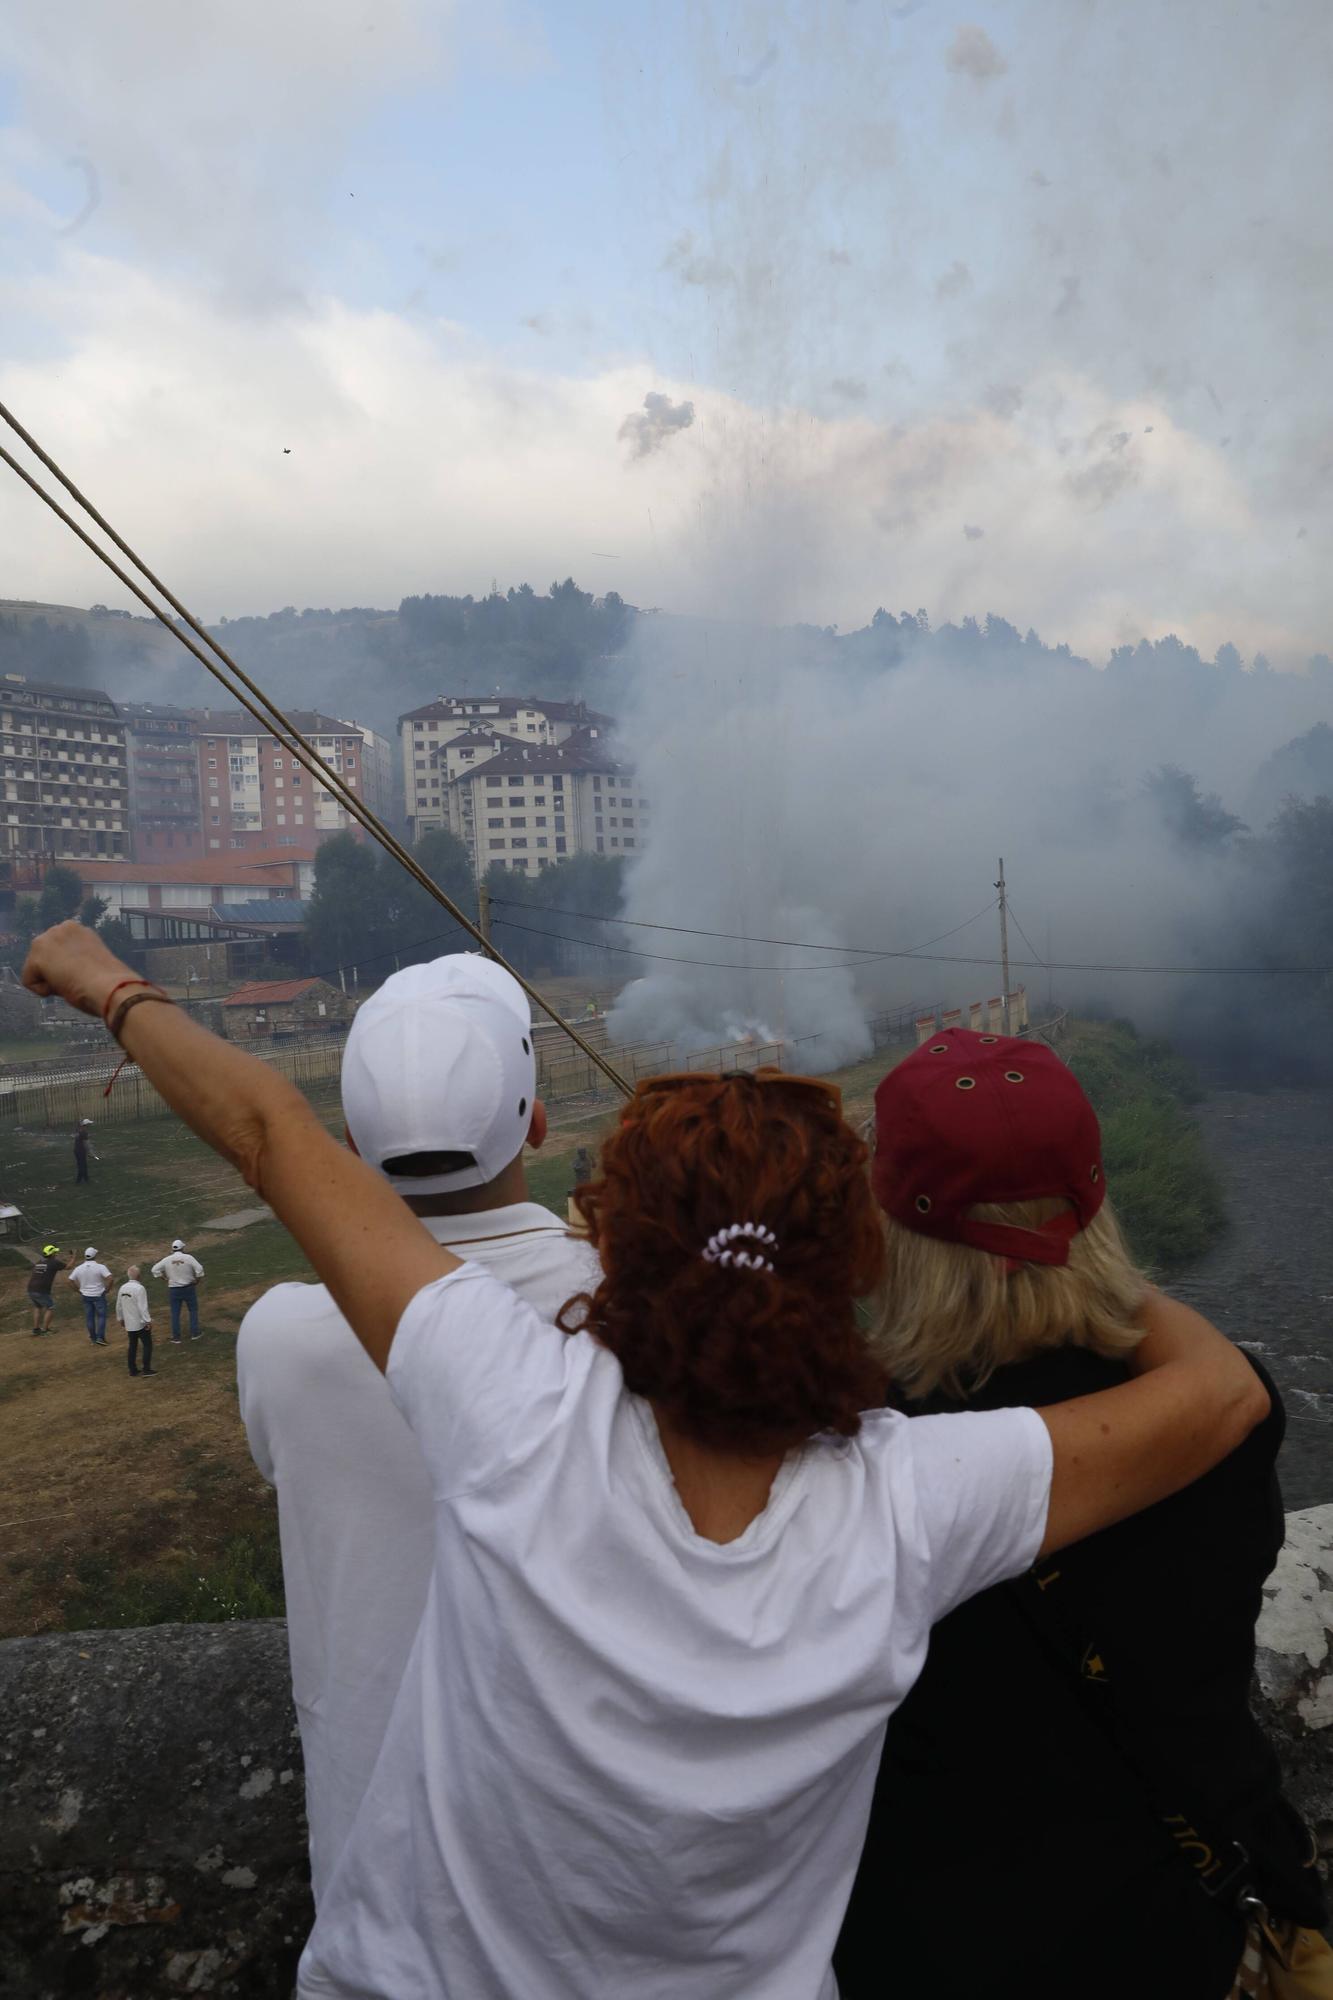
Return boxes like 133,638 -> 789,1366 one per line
3,0 -> 1332,662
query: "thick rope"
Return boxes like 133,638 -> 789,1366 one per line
0,408 -> 632,1096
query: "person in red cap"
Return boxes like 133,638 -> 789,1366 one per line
836,1028 -> 1326,2000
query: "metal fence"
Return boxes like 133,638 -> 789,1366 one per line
0,1024 -> 824,1130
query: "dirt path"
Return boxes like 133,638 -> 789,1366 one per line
1172,1087 -> 1333,1510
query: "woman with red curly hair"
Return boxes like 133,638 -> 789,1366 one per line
25,923 -> 1269,2000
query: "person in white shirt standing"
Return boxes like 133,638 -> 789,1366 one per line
116,1265 -> 155,1377
151,1238 -> 205,1343
236,953 -> 600,1903
67,1246 -> 112,1345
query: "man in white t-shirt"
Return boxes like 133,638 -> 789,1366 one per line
67,1246 -> 112,1345
151,1239 -> 205,1343
237,954 -> 600,1903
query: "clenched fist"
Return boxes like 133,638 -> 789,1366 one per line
23,921 -> 137,1022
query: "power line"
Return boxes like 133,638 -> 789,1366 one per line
489,913 -> 1330,978
1004,900 -> 1048,968
488,896 -> 1002,960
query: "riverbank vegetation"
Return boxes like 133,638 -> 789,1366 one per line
1063,1019 -> 1226,1272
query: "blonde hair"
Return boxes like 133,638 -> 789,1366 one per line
866,1194 -> 1149,1400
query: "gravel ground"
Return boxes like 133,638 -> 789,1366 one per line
1171,1087 -> 1333,1511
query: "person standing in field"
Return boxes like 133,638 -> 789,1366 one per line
237,954 -> 600,1903
116,1264 -> 155,1377
152,1238 -> 204,1343
27,1243 -> 67,1335
73,1119 -> 96,1183
67,1246 -> 112,1345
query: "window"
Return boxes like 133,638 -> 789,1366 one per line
275,777 -> 284,789
512,837 -> 528,849
552,775 -> 563,790
593,775 -> 602,790
534,795 -> 546,806
624,837 -> 636,849
208,758 -> 217,768
508,776 -> 523,787
596,836 -> 604,852
211,812 -> 220,824
295,812 -> 304,824
510,815 -> 526,828
273,758 -> 283,769
276,813 -> 286,825
489,838 -> 505,850
609,816 -> 618,827
554,815 -> 565,832
611,837 -> 620,847
535,815 -> 547,828
488,817 -> 504,828
622,816 -> 635,828
209,838 -> 221,848
537,836 -> 549,848
415,758 -> 426,770
556,836 -> 567,853
595,815 -> 603,832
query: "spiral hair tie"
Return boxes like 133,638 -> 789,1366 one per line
701,1221 -> 780,1273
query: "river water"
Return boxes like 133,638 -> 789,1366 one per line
1171,1086 -> 1333,1511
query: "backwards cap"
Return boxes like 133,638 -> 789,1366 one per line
42,1243 -> 60,1257
172,1239 -> 185,1250
84,1245 -> 98,1258
341,953 -> 537,1196
872,1028 -> 1105,1266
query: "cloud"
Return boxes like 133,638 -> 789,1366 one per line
618,391 -> 697,460
0,251 -> 1325,673
3,0 -> 463,296
944,25 -> 1008,81
962,523 -> 985,540
936,260 -> 973,301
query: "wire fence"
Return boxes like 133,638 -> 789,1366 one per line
0,1024 -> 826,1129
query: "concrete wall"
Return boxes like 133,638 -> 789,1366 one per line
3,1509 -> 1331,1997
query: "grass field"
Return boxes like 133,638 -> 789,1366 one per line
0,1016 -> 1219,1638
0,1088 -> 617,1639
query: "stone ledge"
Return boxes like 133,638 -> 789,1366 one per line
2,1507 -> 1330,1996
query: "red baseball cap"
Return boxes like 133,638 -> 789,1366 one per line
871,1028 -> 1105,1266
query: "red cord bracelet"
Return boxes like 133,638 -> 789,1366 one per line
102,976 -> 156,1028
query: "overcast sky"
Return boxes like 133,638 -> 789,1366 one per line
3,0 -> 1332,663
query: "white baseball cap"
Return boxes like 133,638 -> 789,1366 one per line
341,954 -> 537,1195
85,1245 -> 97,1258
172,1239 -> 185,1250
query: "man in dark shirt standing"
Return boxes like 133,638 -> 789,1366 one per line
27,1243 -> 67,1335
73,1121 -> 94,1183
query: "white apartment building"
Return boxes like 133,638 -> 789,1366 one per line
399,695 -> 611,839
442,734 -> 648,880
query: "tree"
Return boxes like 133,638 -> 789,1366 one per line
303,833 -> 392,980
79,893 -> 110,929
37,865 -> 85,929
96,916 -> 137,959
1140,766 -> 1245,850
383,828 -> 477,965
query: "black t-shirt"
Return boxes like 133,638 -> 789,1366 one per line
834,1345 -> 1320,2000
27,1254 -> 64,1295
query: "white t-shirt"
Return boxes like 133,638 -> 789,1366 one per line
67,1260 -> 111,1297
297,1264 -> 1052,2000
152,1251 -> 204,1287
116,1280 -> 151,1331
237,1203 -> 601,1903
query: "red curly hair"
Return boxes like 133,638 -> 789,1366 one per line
558,1071 -> 886,1452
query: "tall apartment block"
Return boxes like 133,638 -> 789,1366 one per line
0,673 -> 130,873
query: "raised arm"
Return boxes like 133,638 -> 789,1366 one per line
1036,1289 -> 1269,1557
23,923 -> 457,1370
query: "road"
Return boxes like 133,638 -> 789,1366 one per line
1173,1087 -> 1333,1511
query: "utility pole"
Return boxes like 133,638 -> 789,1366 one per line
995,857 -> 1011,1035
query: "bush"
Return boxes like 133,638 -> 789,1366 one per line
1065,1021 -> 1224,1272
60,1529 -> 285,1630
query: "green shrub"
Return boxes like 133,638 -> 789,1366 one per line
1065,1022 -> 1224,1272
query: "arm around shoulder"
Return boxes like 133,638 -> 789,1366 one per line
1036,1290 -> 1269,1558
